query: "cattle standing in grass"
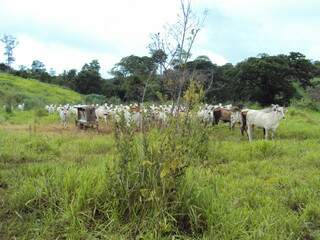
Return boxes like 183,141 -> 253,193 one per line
213,107 -> 240,129
230,110 -> 242,129
242,104 -> 286,141
17,103 -> 25,111
59,107 -> 69,128
197,105 -> 214,126
96,105 -> 109,123
45,104 -> 55,114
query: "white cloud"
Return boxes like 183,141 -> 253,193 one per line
13,35 -> 120,76
0,0 -> 183,76
0,0 -> 319,77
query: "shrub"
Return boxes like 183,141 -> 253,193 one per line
107,111 -> 210,238
106,96 -> 121,105
84,94 -> 107,105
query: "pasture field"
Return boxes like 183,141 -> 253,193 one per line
0,73 -> 82,108
1,108 -> 320,239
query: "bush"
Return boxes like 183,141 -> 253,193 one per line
24,97 -> 46,110
106,96 -> 121,105
291,97 -> 320,111
84,94 -> 107,105
107,112 -> 210,238
4,104 -> 12,113
34,108 -> 48,118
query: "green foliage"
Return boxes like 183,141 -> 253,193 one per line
106,96 -> 121,105
183,80 -> 204,109
184,52 -> 316,105
2,104 -> 320,239
109,55 -> 160,102
108,113 -> 209,237
84,94 -> 107,105
74,60 -> 103,94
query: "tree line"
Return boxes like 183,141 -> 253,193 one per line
1,50 -> 319,106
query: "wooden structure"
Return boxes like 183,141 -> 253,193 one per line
74,105 -> 99,130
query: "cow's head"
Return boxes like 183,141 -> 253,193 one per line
272,104 -> 286,119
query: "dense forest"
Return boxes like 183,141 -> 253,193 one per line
1,51 -> 320,106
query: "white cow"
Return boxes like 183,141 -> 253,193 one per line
230,111 -> 241,129
95,105 -> 109,123
45,104 -> 56,114
58,107 -> 69,128
197,105 -> 214,125
245,104 -> 286,142
17,103 -> 25,111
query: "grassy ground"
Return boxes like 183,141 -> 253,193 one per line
1,108 -> 320,239
0,73 -> 82,107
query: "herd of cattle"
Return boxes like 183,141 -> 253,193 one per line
41,103 -> 287,141
6,102 -> 286,141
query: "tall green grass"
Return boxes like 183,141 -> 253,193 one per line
1,107 -> 320,239
0,72 -> 82,108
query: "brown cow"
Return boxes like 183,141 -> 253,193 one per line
213,106 -> 241,128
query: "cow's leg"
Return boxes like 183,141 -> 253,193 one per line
271,129 -> 275,140
247,124 -> 253,142
265,128 -> 269,140
241,124 -> 247,136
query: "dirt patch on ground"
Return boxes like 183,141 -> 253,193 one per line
0,123 -> 114,135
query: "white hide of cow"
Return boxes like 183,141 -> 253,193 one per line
95,105 -> 109,123
17,103 -> 25,111
45,104 -> 56,114
230,111 -> 241,129
197,105 -> 214,125
59,107 -> 69,128
246,104 -> 286,142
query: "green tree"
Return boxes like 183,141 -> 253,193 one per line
31,60 -> 46,74
30,60 -> 52,83
56,69 -> 77,89
314,61 -> 320,77
233,53 -> 315,105
111,55 -> 157,78
75,60 -> 103,94
110,55 -> 159,102
288,52 -> 316,88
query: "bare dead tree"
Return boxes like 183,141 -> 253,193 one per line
149,0 -> 208,111
0,35 -> 19,67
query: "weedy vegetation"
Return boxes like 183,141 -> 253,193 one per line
1,105 -> 320,239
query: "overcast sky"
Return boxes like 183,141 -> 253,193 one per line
0,0 -> 319,77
